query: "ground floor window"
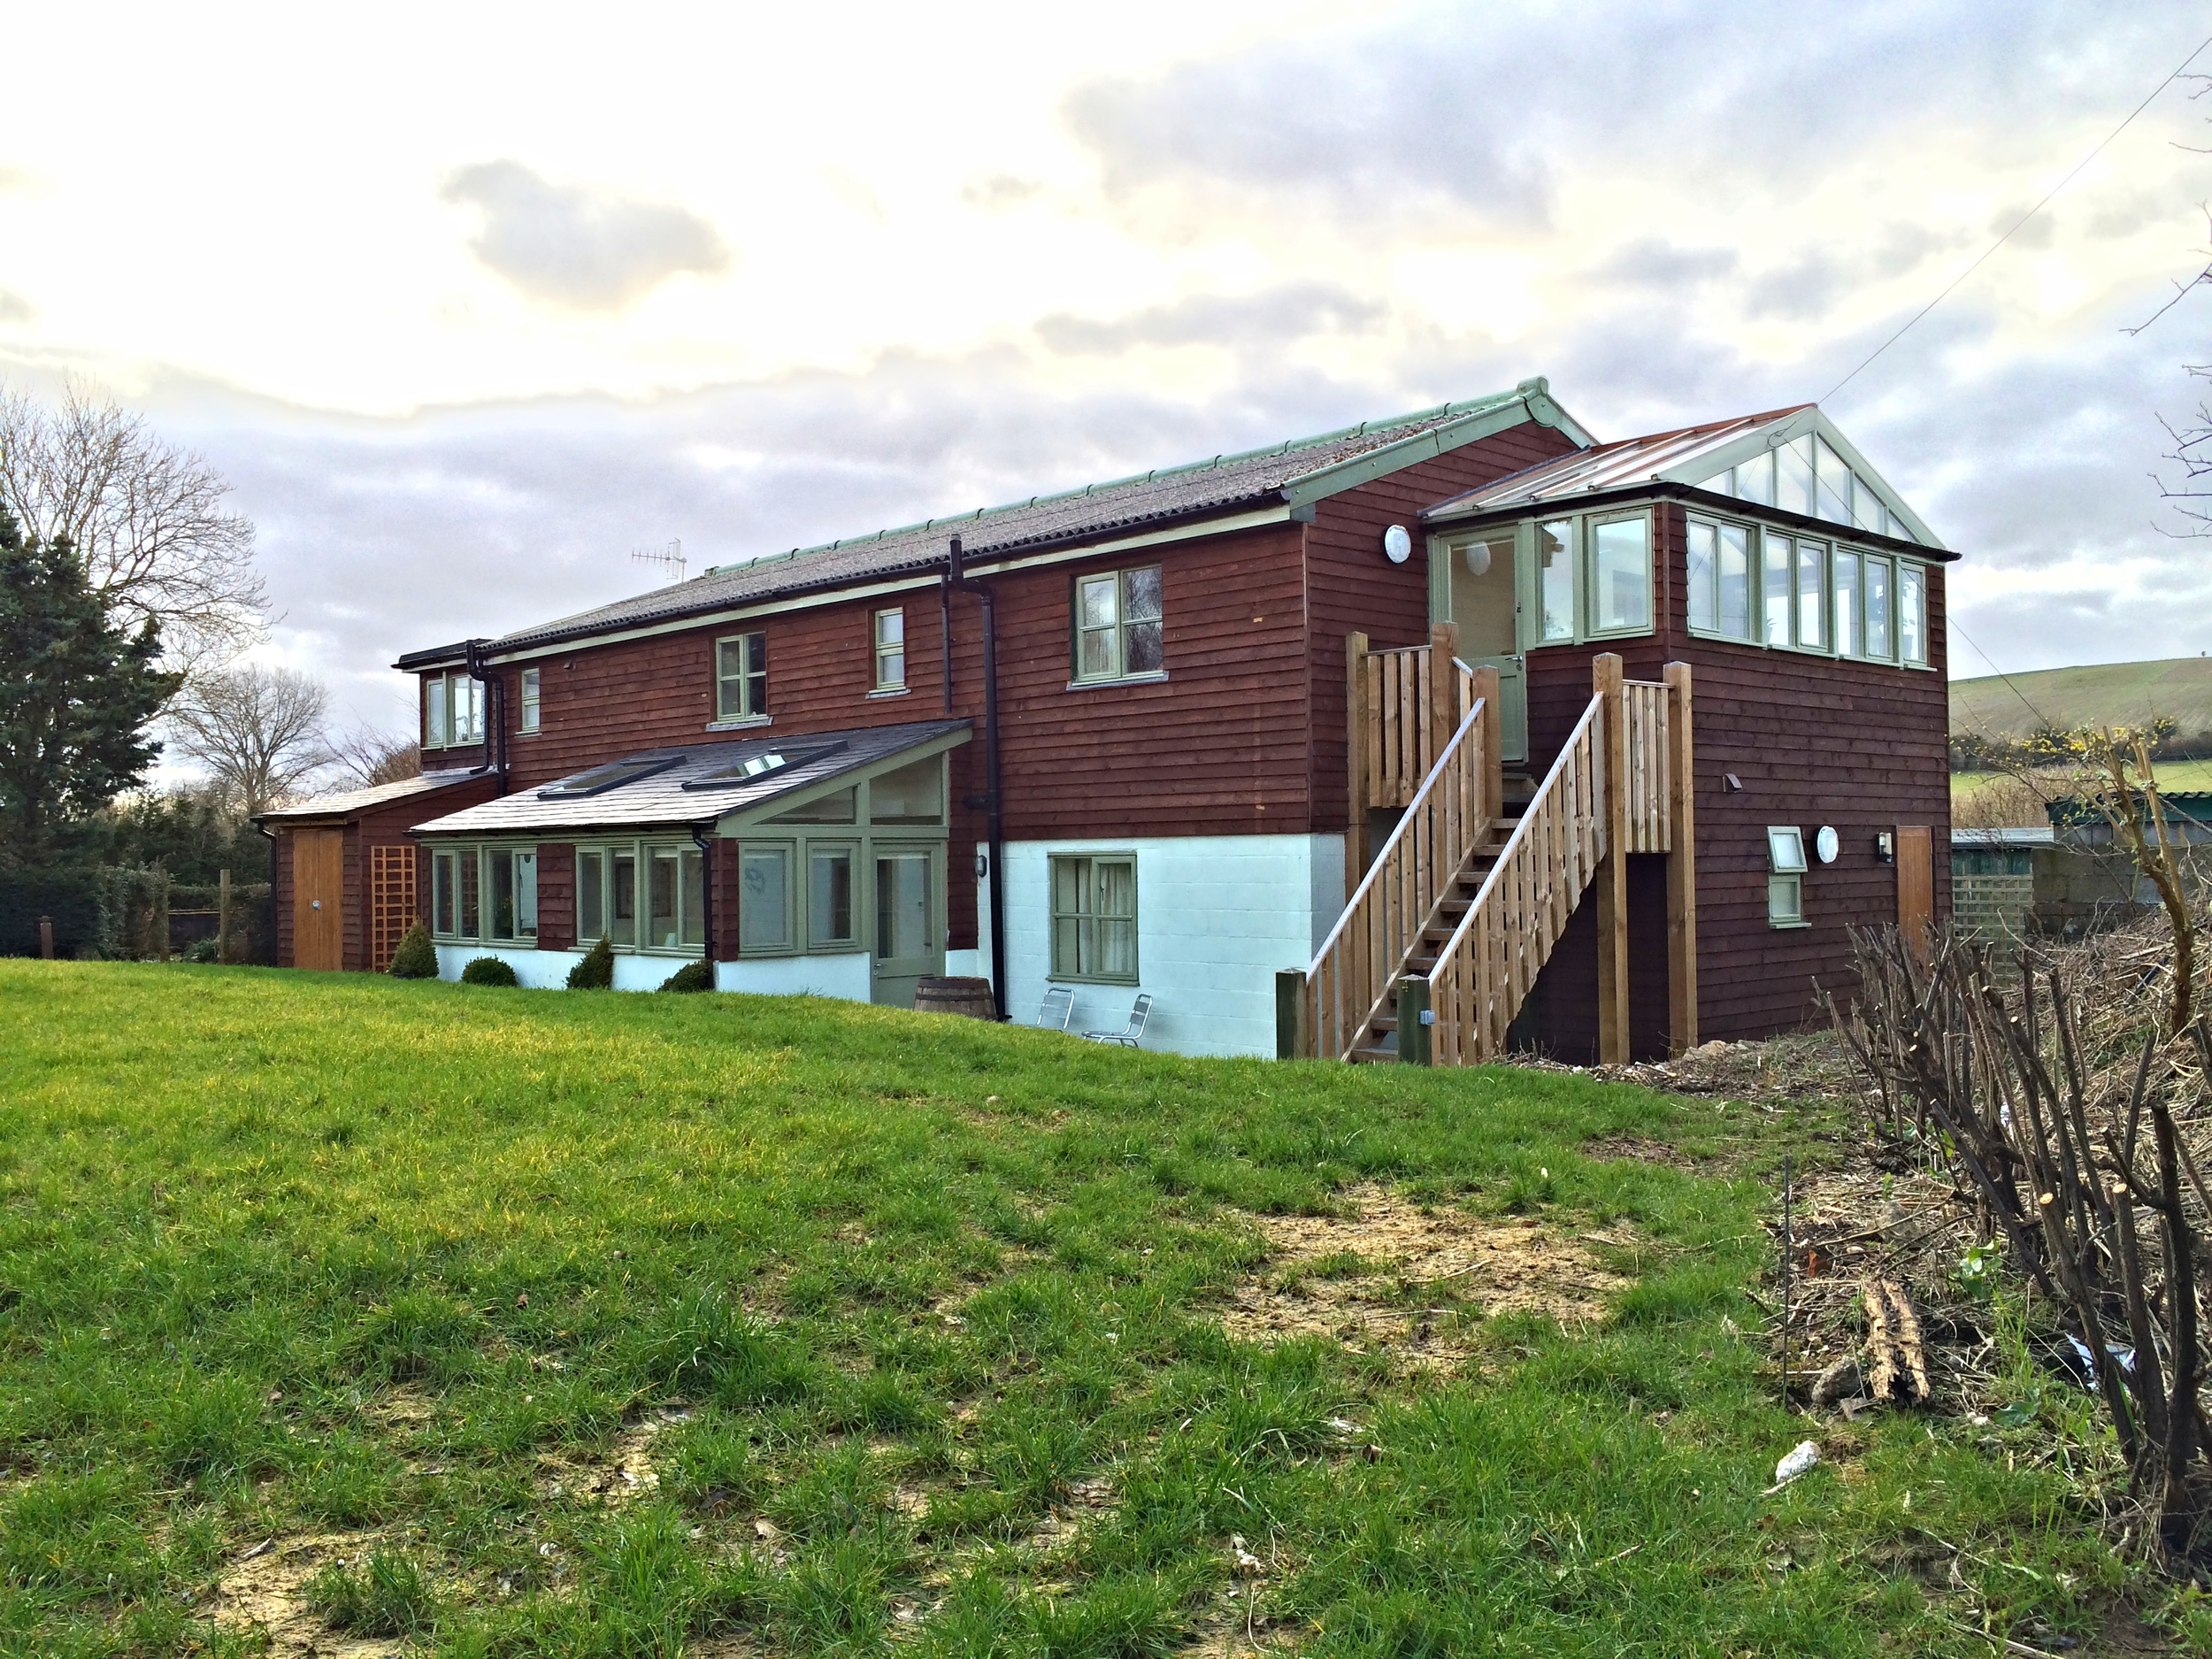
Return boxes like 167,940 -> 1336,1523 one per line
574,840 -> 705,953
432,846 -> 537,943
1766,826 -> 1808,929
1049,853 -> 1137,983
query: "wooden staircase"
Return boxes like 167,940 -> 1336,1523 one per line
1285,650 -> 1697,1067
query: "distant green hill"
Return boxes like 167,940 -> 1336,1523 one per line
1951,657 -> 2212,752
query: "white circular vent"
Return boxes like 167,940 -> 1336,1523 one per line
1382,524 -> 1412,564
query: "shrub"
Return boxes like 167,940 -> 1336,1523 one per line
186,937 -> 219,964
388,922 -> 437,979
460,956 -> 518,987
567,935 -> 615,990
660,959 -> 712,993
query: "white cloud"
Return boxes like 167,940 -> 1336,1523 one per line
441,161 -> 731,312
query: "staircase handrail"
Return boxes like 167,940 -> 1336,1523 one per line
1422,691 -> 1606,1061
1305,694 -> 1488,1058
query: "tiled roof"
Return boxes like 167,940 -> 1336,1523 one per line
255,768 -> 484,823
411,719 -> 970,837
410,382 -> 1576,664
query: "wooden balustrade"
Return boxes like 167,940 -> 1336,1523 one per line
1425,695 -> 1604,1064
1361,644 -> 1474,809
1305,695 -> 1490,1060
1621,679 -> 1671,853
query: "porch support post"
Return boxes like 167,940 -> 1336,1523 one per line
1664,662 -> 1699,1056
1345,631 -> 1370,902
1276,968 -> 1309,1060
1594,652 -> 1630,1065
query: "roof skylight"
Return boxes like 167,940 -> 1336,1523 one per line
535,754 -> 684,800
681,742 -> 844,792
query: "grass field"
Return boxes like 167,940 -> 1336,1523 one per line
0,965 -> 2172,1656
1953,758 -> 2212,805
1951,657 -> 2212,747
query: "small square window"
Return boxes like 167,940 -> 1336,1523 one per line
1071,566 -> 1164,682
1769,874 -> 1805,928
1767,826 -> 1808,873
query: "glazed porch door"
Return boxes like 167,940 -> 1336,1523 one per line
870,847 -> 941,1008
294,829 -> 344,971
1444,528 -> 1527,764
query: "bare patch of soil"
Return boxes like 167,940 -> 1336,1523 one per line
1221,1184 -> 1631,1367
211,1531 -> 395,1658
533,1407 -> 684,1505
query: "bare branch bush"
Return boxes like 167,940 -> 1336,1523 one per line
165,666 -> 330,817
0,380 -> 265,675
323,725 -> 422,790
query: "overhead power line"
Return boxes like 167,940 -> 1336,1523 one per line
1824,28 -> 2212,406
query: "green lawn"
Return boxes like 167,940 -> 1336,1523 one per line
0,965 -> 2154,1656
1954,758 -> 2212,805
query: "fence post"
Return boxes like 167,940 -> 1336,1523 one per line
218,867 -> 233,964
37,915 -> 53,960
1594,653 -> 1630,1064
1427,621 -> 1459,780
1396,975 -> 1433,1065
1663,663 -> 1698,1055
1276,968 -> 1309,1060
1346,631 -> 1370,902
1471,664 -> 1502,832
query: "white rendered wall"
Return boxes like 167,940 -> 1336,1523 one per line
434,945 -> 712,993
979,833 -> 1345,1059
713,952 -> 872,1001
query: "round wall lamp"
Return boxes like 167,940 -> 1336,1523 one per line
1815,826 -> 1839,864
1382,524 -> 1412,565
1463,542 -> 1491,577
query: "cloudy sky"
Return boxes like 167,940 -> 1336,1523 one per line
3,1 -> 2209,731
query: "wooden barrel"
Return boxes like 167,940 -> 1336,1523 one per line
913,976 -> 997,1019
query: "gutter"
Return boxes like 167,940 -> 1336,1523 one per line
943,534 -> 1008,1020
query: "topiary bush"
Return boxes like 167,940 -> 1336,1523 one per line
388,921 -> 437,979
460,956 -> 518,987
659,959 -> 712,993
566,935 -> 615,990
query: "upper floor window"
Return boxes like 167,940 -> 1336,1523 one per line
1529,511 -> 1650,645
716,633 -> 767,723
873,608 -> 906,691
1686,510 -> 1931,669
519,667 -> 541,733
1073,565 -> 1164,683
423,672 -> 484,749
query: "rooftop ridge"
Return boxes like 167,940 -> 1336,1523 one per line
700,387 -> 1529,578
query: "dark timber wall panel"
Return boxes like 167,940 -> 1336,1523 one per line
1519,501 -> 1952,1053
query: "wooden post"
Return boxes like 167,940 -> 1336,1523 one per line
1346,631 -> 1370,902
218,867 -> 232,965
1471,665 -> 1502,832
1396,975 -> 1432,1065
1427,622 -> 1459,776
1594,653 -> 1630,1064
1663,663 -> 1698,1056
1276,968 -> 1309,1060
37,915 -> 53,960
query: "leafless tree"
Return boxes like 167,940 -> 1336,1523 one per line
0,380 -> 265,675
165,666 -> 330,816
323,724 -> 422,790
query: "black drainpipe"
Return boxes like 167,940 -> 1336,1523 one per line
944,535 -> 1008,1020
463,639 -> 509,795
691,825 -> 717,981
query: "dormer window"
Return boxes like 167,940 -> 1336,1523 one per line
423,672 -> 484,749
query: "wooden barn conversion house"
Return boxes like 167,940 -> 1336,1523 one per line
258,380 -> 1951,1062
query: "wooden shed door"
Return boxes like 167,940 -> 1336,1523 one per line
1895,826 -> 1933,957
295,830 -> 344,971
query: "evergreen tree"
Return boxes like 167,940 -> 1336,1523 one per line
0,510 -> 180,866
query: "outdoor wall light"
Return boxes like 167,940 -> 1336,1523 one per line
975,849 -> 990,881
1876,832 -> 1895,864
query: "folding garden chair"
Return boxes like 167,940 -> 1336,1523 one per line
1082,993 -> 1152,1048
1038,984 -> 1075,1031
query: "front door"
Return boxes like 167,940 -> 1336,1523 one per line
295,828 -> 344,971
1445,529 -> 1528,764
871,847 -> 942,1008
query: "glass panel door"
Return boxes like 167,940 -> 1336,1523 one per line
1446,532 -> 1526,764
870,848 -> 940,1009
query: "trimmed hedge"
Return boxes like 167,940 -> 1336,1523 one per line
460,956 -> 519,987
658,960 -> 712,993
388,922 -> 437,979
0,867 -> 105,957
566,937 -> 615,990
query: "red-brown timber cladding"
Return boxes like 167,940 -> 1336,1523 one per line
1515,502 -> 1951,1056
271,776 -> 499,970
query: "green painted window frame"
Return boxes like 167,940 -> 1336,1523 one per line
715,632 -> 769,723
1048,852 -> 1139,985
1509,510 -> 1657,651
422,671 -> 485,749
1582,509 -> 1654,640
873,607 -> 906,692
1766,825 -> 1808,931
1684,508 -> 1932,671
1071,565 -> 1166,684
430,844 -> 538,944
573,837 -> 709,956
519,667 -> 541,733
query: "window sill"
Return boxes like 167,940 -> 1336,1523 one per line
1767,919 -> 1811,931
1065,672 -> 1168,692
1047,972 -> 1141,987
866,686 -> 910,700
706,716 -> 772,733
